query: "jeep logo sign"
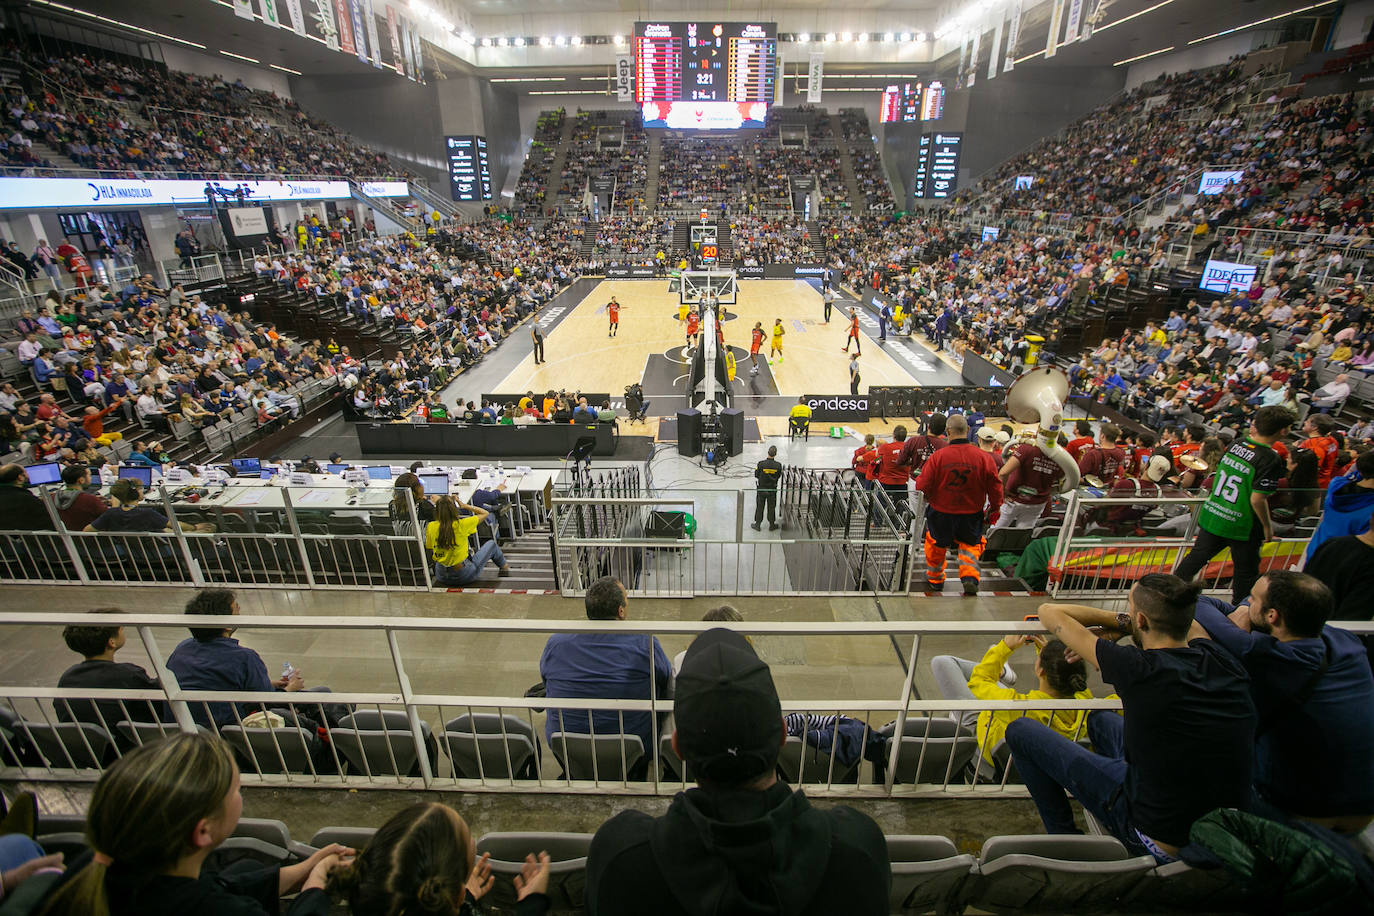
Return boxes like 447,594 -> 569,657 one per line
803,394 -> 870,422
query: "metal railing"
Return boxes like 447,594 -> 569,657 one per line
1046,491 -> 1317,610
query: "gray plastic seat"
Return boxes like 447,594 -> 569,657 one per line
776,734 -> 858,785
970,834 -> 1155,913
884,718 -> 979,785
20,721 -> 112,769
475,832 -> 594,913
221,724 -> 320,775
441,713 -> 537,780
1124,858 -> 1254,912
548,732 -> 643,781
310,826 -> 378,851
332,710 -> 433,778
887,835 -> 976,914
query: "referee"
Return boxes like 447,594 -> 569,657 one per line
751,445 -> 783,531
530,321 -> 545,365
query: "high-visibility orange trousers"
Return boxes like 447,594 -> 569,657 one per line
924,531 -> 985,585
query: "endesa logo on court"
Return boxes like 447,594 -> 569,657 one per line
804,395 -> 870,422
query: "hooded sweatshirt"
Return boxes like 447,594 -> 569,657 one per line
1303,472 -> 1374,560
55,487 -> 108,530
586,782 -> 888,916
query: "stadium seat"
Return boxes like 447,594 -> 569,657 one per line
332,710 -> 435,778
441,713 -> 538,780
969,835 -> 1155,913
309,826 -> 378,851
221,724 -> 321,775
887,835 -> 976,914
548,732 -> 644,781
776,734 -> 858,784
475,832 -> 594,913
35,813 -> 90,862
19,721 -> 113,768
881,718 -> 979,785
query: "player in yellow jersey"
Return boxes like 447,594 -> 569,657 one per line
770,318 -> 785,365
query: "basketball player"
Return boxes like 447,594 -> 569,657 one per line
770,318 -> 786,364
685,307 -> 701,352
607,297 -> 621,337
843,308 -> 862,355
749,321 -> 764,374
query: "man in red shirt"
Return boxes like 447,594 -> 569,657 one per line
914,414 -> 1003,594
851,434 -> 877,490
35,393 -> 69,423
749,322 -> 764,375
1078,424 -> 1127,483
685,309 -> 700,351
872,426 -> 910,507
993,437 -> 1067,530
897,413 -> 947,475
1299,413 -> 1340,487
607,297 -> 622,337
1065,419 -> 1095,462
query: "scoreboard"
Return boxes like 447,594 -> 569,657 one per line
880,80 -> 945,123
445,135 -> 491,201
912,132 -> 963,200
635,21 -> 776,129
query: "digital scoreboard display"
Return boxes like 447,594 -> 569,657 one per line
880,80 -> 943,123
635,21 -> 776,129
920,81 -> 945,121
445,135 -> 491,201
913,132 -> 963,200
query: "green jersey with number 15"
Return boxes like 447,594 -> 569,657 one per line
1196,436 -> 1282,540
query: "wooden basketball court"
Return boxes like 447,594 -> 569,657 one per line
495,278 -> 922,410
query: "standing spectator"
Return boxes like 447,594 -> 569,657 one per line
751,445 -> 782,531
1065,419 -> 1095,462
538,576 -> 671,780
914,414 -> 1002,594
1193,572 -> 1374,832
897,412 -> 947,475
1298,414 -> 1341,488
993,438 -> 1066,530
851,433 -> 877,490
33,734 -> 348,916
872,425 -> 910,507
1303,450 -> 1374,561
1077,424 -> 1126,483
56,612 -> 164,737
1006,577 -> 1255,860
1173,406 -> 1293,603
586,628 -> 890,915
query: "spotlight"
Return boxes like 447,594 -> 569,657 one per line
899,32 -> 912,42
798,32 -> 810,42
857,32 -> 868,43
482,37 -> 492,47
883,32 -> 894,42
841,31 -> 851,42
824,33 -> 835,42
539,36 -> 551,47
554,35 -> 565,46
570,35 -> 582,46
916,32 -> 927,41
513,36 -> 525,46
613,34 -> 625,45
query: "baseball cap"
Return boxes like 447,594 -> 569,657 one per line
994,431 -> 1012,446
977,427 -> 997,441
673,629 -> 782,784
1144,455 -> 1172,483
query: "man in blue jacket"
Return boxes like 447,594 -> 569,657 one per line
1303,449 -> 1374,561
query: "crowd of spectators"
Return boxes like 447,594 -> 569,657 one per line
556,111 -> 649,214
512,108 -> 564,214
587,215 -> 672,263
840,109 -> 894,209
732,216 -> 817,265
2,43 -> 401,179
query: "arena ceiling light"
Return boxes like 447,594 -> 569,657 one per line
270,63 -> 303,75
554,35 -> 566,46
824,33 -> 836,42
1093,0 -> 1178,33
840,32 -> 852,42
883,32 -> 894,42
915,32 -> 926,41
613,34 -> 625,45
539,36 -> 551,46
798,32 -> 811,42
570,35 -> 582,46
220,50 -> 260,63
514,36 -> 526,46
1114,45 -> 1174,66
899,32 -> 912,42
857,33 -> 869,42
481,37 -> 493,46
1187,0 -> 1339,44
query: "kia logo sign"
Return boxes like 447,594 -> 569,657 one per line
803,394 -> 870,422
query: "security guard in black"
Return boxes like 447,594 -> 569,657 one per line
753,446 -> 783,531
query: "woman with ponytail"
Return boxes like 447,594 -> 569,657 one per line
36,733 -> 352,916
932,635 -> 1100,766
328,802 -> 550,915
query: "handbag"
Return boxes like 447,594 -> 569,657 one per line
241,709 -> 286,729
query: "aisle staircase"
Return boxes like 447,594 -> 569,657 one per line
447,527 -> 558,593
644,131 -> 662,212
25,138 -> 81,171
672,220 -> 691,257
806,220 -> 826,261
828,113 -> 868,212
543,116 -> 578,214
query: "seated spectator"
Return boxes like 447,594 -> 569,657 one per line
388,472 -> 435,527
1193,571 -> 1374,832
34,733 -> 351,916
0,463 -> 54,530
56,611 -> 164,736
1310,373 -> 1352,412
166,588 -> 339,730
586,627 -> 890,915
425,494 -> 510,586
54,465 -> 108,530
326,802 -> 550,915
931,635 -> 1094,765
1006,576 -> 1255,861
85,478 -> 170,533
1304,508 -> 1374,620
539,576 -> 671,780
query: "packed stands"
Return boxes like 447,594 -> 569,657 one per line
512,108 -> 564,214
840,108 -> 894,210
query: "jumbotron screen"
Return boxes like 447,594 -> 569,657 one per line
635,21 -> 777,129
879,80 -> 945,123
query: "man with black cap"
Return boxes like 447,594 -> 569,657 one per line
586,628 -> 889,915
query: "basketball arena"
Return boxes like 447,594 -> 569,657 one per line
0,0 -> 1371,912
